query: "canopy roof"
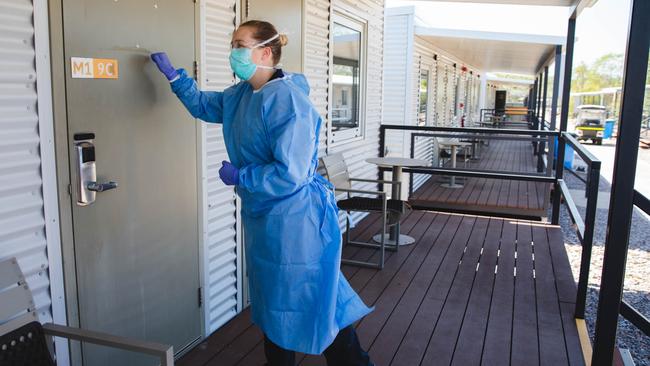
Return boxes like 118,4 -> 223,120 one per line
415,27 -> 564,75
408,0 -> 592,7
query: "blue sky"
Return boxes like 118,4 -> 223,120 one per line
386,0 -> 632,65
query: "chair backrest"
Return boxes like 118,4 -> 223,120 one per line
0,258 -> 39,337
319,153 -> 352,190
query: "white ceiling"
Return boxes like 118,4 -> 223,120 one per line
415,27 -> 564,75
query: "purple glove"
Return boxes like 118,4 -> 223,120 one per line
219,161 -> 239,186
150,52 -> 179,81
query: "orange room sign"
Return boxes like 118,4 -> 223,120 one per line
70,57 -> 119,79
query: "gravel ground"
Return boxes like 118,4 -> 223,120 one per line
552,167 -> 650,366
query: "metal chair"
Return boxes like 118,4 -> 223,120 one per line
0,257 -> 174,366
320,153 -> 410,269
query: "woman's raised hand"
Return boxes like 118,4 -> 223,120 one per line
151,52 -> 179,81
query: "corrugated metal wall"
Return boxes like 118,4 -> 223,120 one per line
0,0 -> 54,323
383,22 -> 488,196
411,38 -> 437,191
330,0 -> 385,223
443,60 -> 458,127
304,0 -> 331,156
200,0 -> 241,334
382,11 -> 409,160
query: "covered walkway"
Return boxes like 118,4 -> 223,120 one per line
410,139 -> 551,218
178,211 -> 582,366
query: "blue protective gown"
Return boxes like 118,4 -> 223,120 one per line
170,69 -> 372,354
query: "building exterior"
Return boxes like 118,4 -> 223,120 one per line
0,0 -> 385,364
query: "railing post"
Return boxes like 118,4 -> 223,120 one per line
527,88 -> 534,124
575,162 -> 600,319
532,79 -> 538,120
592,0 -> 650,364
532,78 -> 539,151
409,133 -> 416,197
538,66 -> 549,173
535,73 -> 544,121
551,14 -> 576,225
379,125 -> 385,191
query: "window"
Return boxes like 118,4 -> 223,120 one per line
331,13 -> 365,143
419,70 -> 429,126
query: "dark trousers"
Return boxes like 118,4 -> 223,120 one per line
264,325 -> 373,366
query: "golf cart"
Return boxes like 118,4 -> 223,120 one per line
575,105 -> 607,145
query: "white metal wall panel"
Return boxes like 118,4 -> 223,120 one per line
382,12 -> 409,160
0,0 -> 53,324
436,61 -> 447,127
200,0 -> 240,334
411,39 -> 438,191
446,62 -> 457,126
330,0 -> 385,223
457,71 -> 466,119
304,0 -> 331,156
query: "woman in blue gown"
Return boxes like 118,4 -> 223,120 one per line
151,20 -> 373,366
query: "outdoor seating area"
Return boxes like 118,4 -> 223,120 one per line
178,211 -> 583,366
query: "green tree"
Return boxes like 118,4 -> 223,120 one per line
572,62 -> 591,92
593,53 -> 624,87
572,53 -> 624,93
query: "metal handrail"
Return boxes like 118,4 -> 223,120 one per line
377,124 -> 601,319
620,299 -> 650,337
379,124 -> 560,136
555,131 -> 601,319
564,133 -> 601,166
619,189 -> 650,336
398,166 -> 554,182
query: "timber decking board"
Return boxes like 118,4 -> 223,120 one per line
179,212 -> 584,366
410,139 -> 550,218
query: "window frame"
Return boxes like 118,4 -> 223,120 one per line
329,11 -> 368,145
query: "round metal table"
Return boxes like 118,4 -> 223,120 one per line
366,157 -> 430,245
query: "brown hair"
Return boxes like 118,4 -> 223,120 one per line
240,20 -> 288,65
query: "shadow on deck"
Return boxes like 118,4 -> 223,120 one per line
410,139 -> 551,219
178,210 -> 584,366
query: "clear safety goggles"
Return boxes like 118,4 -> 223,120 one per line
230,33 -> 279,50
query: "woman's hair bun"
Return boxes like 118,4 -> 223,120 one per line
278,34 -> 289,47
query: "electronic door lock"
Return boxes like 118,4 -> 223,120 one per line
74,133 -> 118,206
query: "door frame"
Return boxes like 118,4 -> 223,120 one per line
48,1 -> 204,364
33,1 -> 69,365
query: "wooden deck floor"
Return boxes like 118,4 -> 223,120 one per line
178,211 -> 584,366
410,139 -> 551,219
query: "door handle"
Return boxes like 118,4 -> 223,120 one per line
87,181 -> 118,192
74,133 -> 118,206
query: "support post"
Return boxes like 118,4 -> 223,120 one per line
532,78 -> 539,152
537,73 -> 543,120
538,67 -> 549,173
551,14 -> 576,225
592,0 -> 650,364
548,45 -> 562,177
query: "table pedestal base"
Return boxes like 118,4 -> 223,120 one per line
440,183 -> 464,189
372,234 -> 416,246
